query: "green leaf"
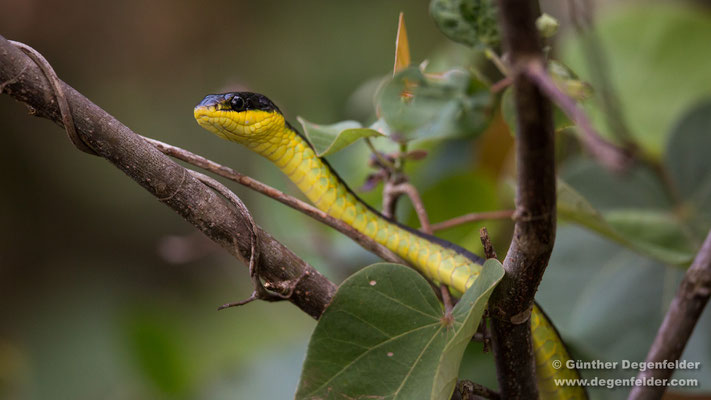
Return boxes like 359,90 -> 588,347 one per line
557,180 -> 694,265
560,3 -> 711,157
429,0 -> 500,49
664,98 -> 711,238
605,210 -> 696,261
500,87 -> 516,135
378,67 -> 491,142
548,60 -> 593,102
296,261 -> 504,400
557,100 -> 711,263
369,117 -> 394,136
562,158 -> 671,210
557,180 -> 615,238
296,117 -> 383,157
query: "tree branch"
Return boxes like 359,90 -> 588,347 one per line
385,182 -> 432,234
431,210 -> 514,233
629,229 -> 711,400
452,379 -> 501,400
143,138 -> 406,266
523,60 -> 633,171
0,35 -> 336,319
489,1 -> 557,398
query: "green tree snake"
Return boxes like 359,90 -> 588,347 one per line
194,92 -> 586,399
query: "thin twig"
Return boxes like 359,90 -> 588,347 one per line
381,178 -> 404,219
485,47 -> 509,76
479,227 -> 498,260
452,379 -> 501,400
384,182 -> 432,233
490,76 -> 512,93
382,180 -> 456,311
523,60 -> 632,171
441,284 -> 454,314
143,137 -> 407,266
478,227 -> 496,353
365,137 -> 396,172
188,170 -> 296,309
431,210 -> 514,232
629,229 -> 711,400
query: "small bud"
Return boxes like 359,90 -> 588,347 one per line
536,13 -> 559,38
404,149 -> 428,161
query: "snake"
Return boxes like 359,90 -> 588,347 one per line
194,91 -> 587,399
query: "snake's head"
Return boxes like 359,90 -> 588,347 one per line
194,92 -> 285,143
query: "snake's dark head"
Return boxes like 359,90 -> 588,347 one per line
194,92 -> 285,143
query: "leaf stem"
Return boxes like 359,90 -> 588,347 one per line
365,137 -> 397,172
485,47 -> 509,76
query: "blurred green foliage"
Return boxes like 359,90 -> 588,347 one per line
429,0 -> 500,49
561,3 -> 711,157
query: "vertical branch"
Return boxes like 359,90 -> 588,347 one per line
490,1 -> 557,398
629,230 -> 711,400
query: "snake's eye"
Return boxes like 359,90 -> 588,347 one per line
230,96 -> 245,111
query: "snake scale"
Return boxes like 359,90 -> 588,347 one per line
194,92 -> 586,399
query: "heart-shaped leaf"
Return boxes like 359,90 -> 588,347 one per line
296,261 -> 504,400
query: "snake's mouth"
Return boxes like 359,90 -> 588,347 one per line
194,92 -> 286,143
193,105 -> 240,143
193,106 -> 219,131
193,105 -> 215,125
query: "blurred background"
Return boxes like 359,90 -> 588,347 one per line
1,0 -> 710,399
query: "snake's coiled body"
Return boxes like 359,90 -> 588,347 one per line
194,92 -> 586,399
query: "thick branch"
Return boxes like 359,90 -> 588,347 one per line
0,35 -> 335,319
490,1 -> 557,398
629,229 -> 711,400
